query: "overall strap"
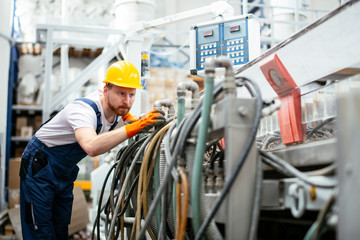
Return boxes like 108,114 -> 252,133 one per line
76,98 -> 102,134
109,116 -> 119,131
76,98 -> 118,134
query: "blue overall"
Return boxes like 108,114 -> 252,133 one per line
19,98 -> 118,239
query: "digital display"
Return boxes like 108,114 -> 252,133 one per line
203,30 -> 213,37
230,25 -> 240,32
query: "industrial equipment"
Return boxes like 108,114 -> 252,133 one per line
90,1 -> 360,239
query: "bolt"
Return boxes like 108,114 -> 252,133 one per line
238,106 -> 248,117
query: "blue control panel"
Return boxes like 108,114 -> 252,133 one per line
195,18 -> 250,71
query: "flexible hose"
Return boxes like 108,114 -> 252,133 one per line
154,152 -> 161,229
121,189 -> 125,240
135,123 -> 173,238
304,192 -> 336,240
261,151 -> 337,188
177,166 -> 189,240
138,83 -> 224,239
109,137 -> 146,219
107,130 -> 159,240
107,138 -> 146,239
192,72 -> 215,235
142,130 -> 168,238
92,162 -> 117,240
161,124 -> 178,238
176,180 -> 181,240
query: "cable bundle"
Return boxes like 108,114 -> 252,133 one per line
92,75 -> 264,240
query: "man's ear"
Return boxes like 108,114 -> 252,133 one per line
103,84 -> 108,95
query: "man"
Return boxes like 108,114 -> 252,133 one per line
19,60 -> 165,239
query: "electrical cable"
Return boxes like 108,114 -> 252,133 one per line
305,164 -> 336,176
97,136 -> 151,239
107,129 -> 160,240
143,135 -> 167,239
162,122 -> 180,238
175,181 -> 181,239
177,166 -> 189,240
304,191 -> 336,240
120,196 -> 125,240
138,82 -> 224,239
92,161 -> 117,240
260,151 -> 337,188
104,137 -> 146,238
135,123 -> 173,239
118,174 -> 139,217
195,77 -> 263,240
306,117 -> 336,140
99,173 -> 139,238
109,137 -> 147,215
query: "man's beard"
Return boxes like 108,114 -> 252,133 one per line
108,101 -> 130,116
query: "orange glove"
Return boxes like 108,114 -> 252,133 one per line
122,112 -> 139,123
124,109 -> 165,138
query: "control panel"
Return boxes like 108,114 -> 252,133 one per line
190,15 -> 260,74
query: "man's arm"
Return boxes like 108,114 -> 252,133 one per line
75,109 -> 165,157
75,126 -> 129,157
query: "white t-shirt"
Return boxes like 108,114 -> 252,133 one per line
36,91 -> 124,147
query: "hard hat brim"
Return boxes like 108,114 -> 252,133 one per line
103,80 -> 144,89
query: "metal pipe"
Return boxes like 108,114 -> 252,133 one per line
177,82 -> 200,109
205,56 -> 235,96
177,81 -> 200,126
154,99 -> 175,118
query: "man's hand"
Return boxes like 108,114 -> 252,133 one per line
122,112 -> 139,123
124,109 -> 165,138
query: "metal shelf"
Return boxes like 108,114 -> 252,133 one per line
12,105 -> 42,111
11,136 -> 32,142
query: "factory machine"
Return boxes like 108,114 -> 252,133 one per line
92,1 -> 360,239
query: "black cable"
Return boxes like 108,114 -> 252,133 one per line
209,145 -> 222,170
109,136 -> 147,214
93,136 -> 147,240
117,173 -> 139,217
260,151 -> 336,188
107,129 -> 161,240
138,82 -> 225,239
109,173 -> 140,240
261,134 -> 282,150
195,77 -> 263,240
216,141 -> 224,152
306,116 -> 335,140
92,161 -> 117,240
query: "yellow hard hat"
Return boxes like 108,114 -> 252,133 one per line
103,61 -> 143,89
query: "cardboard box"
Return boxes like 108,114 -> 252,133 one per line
34,115 -> 43,131
20,126 -> 33,138
8,158 -> 21,189
16,117 -> 27,136
69,186 -> 89,235
5,224 -> 15,236
8,189 -> 20,208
